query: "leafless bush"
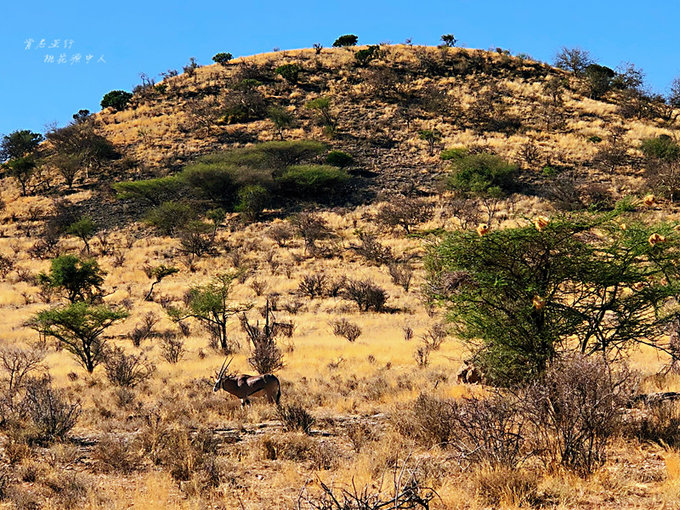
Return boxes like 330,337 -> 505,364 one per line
421,324 -> 447,351
298,472 -> 435,510
103,347 -> 156,388
267,222 -> 295,247
516,140 -> 542,169
413,346 -> 430,368
447,197 -> 481,230
626,400 -> 680,447
160,332 -> 185,364
22,377 -> 81,444
0,254 -> 14,278
331,319 -> 362,342
276,403 -> 315,434
250,278 -> 268,296
545,169 -> 586,211
325,276 -> 346,298
0,347 -> 45,406
344,279 -> 388,312
298,272 -> 326,299
284,300 -> 304,314
389,263 -> 414,292
289,212 -> 333,254
374,196 -> 434,234
128,312 -> 159,347
351,232 -> 393,266
241,302 -> 286,374
522,355 -> 635,475
403,326 -> 414,341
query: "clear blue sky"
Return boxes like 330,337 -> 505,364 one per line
1,0 -> 678,137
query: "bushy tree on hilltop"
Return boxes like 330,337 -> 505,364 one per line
333,34 -> 358,47
100,90 -> 132,111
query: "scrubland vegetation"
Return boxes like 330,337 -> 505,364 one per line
2,37 -> 680,508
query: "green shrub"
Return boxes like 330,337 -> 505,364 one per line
235,184 -> 269,220
144,201 -> 197,236
354,45 -> 380,65
641,134 -> 680,162
447,153 -> 518,195
588,135 -> 603,143
37,255 -> 105,303
332,34 -> 358,47
325,150 -> 354,167
100,90 -> 132,111
440,147 -> 468,161
275,64 -> 302,83
212,52 -> 233,66
277,165 -> 348,197
180,163 -> 238,205
113,176 -> 183,206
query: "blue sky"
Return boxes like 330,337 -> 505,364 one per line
1,0 -> 678,137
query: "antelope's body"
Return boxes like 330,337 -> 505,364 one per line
213,360 -> 281,405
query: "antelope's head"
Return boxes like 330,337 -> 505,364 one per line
213,357 -> 232,392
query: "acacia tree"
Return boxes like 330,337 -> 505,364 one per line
167,273 -> 251,352
426,212 -> 680,385
37,255 -> 105,303
28,302 -> 128,373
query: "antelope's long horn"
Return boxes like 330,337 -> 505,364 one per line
217,357 -> 228,378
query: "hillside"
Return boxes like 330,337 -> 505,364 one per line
1,44 -> 680,509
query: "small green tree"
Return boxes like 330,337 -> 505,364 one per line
275,64 -> 302,83
212,52 -> 233,66
354,45 -> 380,66
167,273 -> 251,352
144,265 -> 179,301
28,302 -> 127,373
100,90 -> 132,111
426,214 -> 680,386
37,255 -> 105,304
267,106 -> 293,140
5,155 -> 37,196
584,64 -> 615,99
144,201 -> 197,236
332,34 -> 358,47
67,216 -> 95,254
306,96 -> 337,135
641,135 -> 680,163
418,129 -> 442,155
326,150 -> 354,168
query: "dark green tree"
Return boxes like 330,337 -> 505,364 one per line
332,34 -> 358,47
5,155 -> 37,196
212,52 -> 233,66
100,90 -> 133,111
440,34 -> 457,47
267,106 -> 293,140
0,130 -> 43,161
37,255 -> 105,303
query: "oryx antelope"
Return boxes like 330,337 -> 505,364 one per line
213,358 -> 281,406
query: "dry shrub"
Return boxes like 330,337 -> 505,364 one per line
267,222 -> 295,246
22,378 -> 81,444
351,232 -> 393,266
258,433 -> 338,470
345,422 -> 375,452
375,196 -> 434,234
128,312 -> 158,347
160,331 -> 185,363
103,346 -> 156,388
626,400 -> 680,447
92,434 -> 145,474
388,263 -> 413,292
522,355 -> 635,476
395,393 -> 525,469
43,471 -> 91,510
277,402 -> 315,434
420,323 -> 447,351
344,279 -> 388,312
298,272 -> 326,298
472,466 -> 539,507
331,318 -> 362,342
